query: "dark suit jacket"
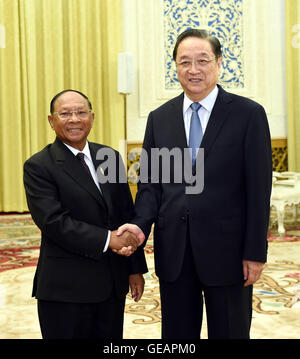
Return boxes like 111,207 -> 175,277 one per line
133,85 -> 272,286
23,137 -> 148,303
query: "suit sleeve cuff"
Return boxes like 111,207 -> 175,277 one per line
103,230 -> 110,252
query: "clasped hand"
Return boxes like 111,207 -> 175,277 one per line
109,224 -> 145,257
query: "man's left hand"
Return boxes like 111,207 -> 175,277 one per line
243,260 -> 266,287
129,274 -> 145,302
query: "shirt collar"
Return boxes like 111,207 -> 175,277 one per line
183,85 -> 219,113
63,141 -> 92,161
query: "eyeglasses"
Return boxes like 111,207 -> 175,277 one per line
53,110 -> 91,120
176,58 -> 216,69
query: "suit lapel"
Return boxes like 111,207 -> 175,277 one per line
50,138 -> 107,210
200,85 -> 233,159
170,93 -> 188,150
89,142 -> 112,213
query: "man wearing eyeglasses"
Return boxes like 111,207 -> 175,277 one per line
118,29 -> 272,339
23,89 -> 148,339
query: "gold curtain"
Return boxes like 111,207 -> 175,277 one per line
286,0 -> 300,171
0,0 -> 124,212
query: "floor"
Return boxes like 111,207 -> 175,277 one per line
0,213 -> 300,339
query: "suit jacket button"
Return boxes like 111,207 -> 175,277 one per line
180,216 -> 186,221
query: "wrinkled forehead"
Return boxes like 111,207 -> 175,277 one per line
177,37 -> 214,59
53,92 -> 89,111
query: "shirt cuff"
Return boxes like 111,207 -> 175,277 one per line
103,230 -> 110,252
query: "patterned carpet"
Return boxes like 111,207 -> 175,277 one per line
0,212 -> 300,339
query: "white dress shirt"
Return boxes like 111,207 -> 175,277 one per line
183,85 -> 219,144
63,141 -> 110,252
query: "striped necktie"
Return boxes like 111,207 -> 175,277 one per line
189,102 -> 203,166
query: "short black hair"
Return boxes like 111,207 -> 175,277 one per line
50,89 -> 92,114
173,28 -> 222,61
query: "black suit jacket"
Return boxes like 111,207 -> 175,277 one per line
24,138 -> 148,303
133,85 -> 272,286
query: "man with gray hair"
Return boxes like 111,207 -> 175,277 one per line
118,29 -> 272,339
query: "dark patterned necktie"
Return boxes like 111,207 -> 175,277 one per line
76,152 -> 93,178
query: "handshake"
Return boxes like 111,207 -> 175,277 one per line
109,224 -> 145,256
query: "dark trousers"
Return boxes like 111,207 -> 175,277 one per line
37,293 -> 126,339
159,239 -> 253,339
